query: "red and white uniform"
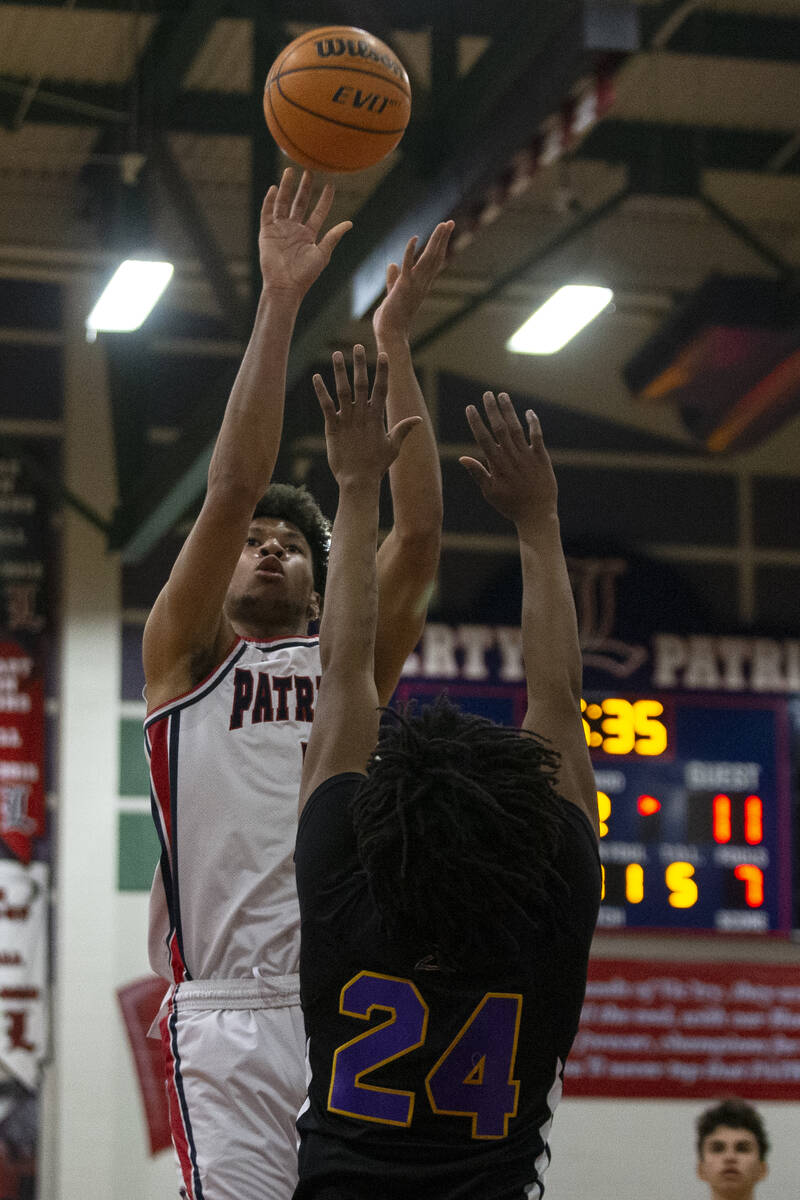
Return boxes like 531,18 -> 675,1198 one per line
146,634 -> 320,1200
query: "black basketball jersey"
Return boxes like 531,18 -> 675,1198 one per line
293,771 -> 601,1200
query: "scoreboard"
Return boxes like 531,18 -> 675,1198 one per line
394,680 -> 794,934
583,691 -> 791,933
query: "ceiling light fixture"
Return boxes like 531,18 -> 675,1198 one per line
86,258 -> 174,342
507,284 -> 613,354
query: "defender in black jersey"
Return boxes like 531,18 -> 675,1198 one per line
295,365 -> 601,1199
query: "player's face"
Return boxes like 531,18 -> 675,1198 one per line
226,517 -> 319,633
697,1127 -> 766,1197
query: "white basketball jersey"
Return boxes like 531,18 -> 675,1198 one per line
146,635 -> 320,982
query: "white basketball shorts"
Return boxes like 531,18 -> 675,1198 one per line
159,974 -> 305,1200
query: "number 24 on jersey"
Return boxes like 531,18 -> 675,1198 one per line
327,970 -> 523,1140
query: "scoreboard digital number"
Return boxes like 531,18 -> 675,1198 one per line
395,681 -> 793,934
585,692 -> 792,933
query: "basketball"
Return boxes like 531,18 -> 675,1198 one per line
263,26 -> 411,173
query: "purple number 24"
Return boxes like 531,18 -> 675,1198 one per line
328,970 -> 522,1139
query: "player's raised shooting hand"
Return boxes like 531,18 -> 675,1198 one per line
259,168 -> 352,300
314,346 -> 421,487
372,221 -> 454,344
459,393 -> 558,532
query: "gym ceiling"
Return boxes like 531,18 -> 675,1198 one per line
1,0 -> 799,560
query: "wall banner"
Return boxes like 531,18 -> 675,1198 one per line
117,975 -> 172,1156
0,642 -> 45,864
0,451 -> 49,864
0,860 -> 48,1089
0,443 -> 53,1196
566,958 -> 800,1100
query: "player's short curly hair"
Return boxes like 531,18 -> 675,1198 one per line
696,1099 -> 770,1160
252,483 -> 330,597
349,695 -> 571,970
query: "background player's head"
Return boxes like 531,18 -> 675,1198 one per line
252,483 -> 330,599
696,1099 -> 769,1196
349,695 -> 571,970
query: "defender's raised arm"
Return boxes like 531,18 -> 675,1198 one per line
461,392 -> 599,835
299,346 -> 420,813
371,223 -> 452,702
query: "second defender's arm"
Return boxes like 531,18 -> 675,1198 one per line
461,393 -> 599,835
372,223 -> 452,703
298,348 -> 420,814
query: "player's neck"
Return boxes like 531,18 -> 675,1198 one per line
710,1185 -> 756,1200
232,616 -> 311,641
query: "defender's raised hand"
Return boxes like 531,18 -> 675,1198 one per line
460,392 -> 558,529
314,346 -> 421,485
372,220 -> 454,341
259,168 -> 352,299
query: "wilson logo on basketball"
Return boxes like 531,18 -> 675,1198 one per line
315,37 -> 405,79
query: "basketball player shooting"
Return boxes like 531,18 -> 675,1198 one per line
142,167 -> 451,1200
294,377 -> 601,1198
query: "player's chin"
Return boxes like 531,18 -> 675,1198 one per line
715,1175 -> 743,1192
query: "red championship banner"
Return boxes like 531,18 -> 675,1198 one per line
1,450 -> 49,865
117,976 -> 172,1155
0,859 -> 49,1087
566,958 -> 800,1100
0,642 -> 45,863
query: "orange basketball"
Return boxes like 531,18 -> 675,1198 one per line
263,26 -> 411,173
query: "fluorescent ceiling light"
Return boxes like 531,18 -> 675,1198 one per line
86,259 -> 174,341
507,284 -> 613,354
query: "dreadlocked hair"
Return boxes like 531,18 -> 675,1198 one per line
349,695 -> 572,971
252,483 -> 330,596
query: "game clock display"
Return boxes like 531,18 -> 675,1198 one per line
584,692 -> 792,932
395,680 -> 794,934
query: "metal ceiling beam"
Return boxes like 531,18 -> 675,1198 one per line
0,0 -> 186,8
6,55 -> 800,145
577,120 -> 800,177
639,4 -> 800,62
577,119 -> 799,281
17,451 -> 111,536
148,132 -> 252,336
697,192 -> 796,281
4,0 -> 799,51
0,75 -> 128,128
108,358 -> 241,560
78,0 -> 238,240
0,74 -> 248,133
250,16 -> 283,308
81,0 -> 233,155
0,0 -> 503,35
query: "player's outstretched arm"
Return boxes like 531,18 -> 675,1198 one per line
143,169 -> 352,710
299,347 -> 420,814
460,393 -> 599,835
371,222 -> 452,703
